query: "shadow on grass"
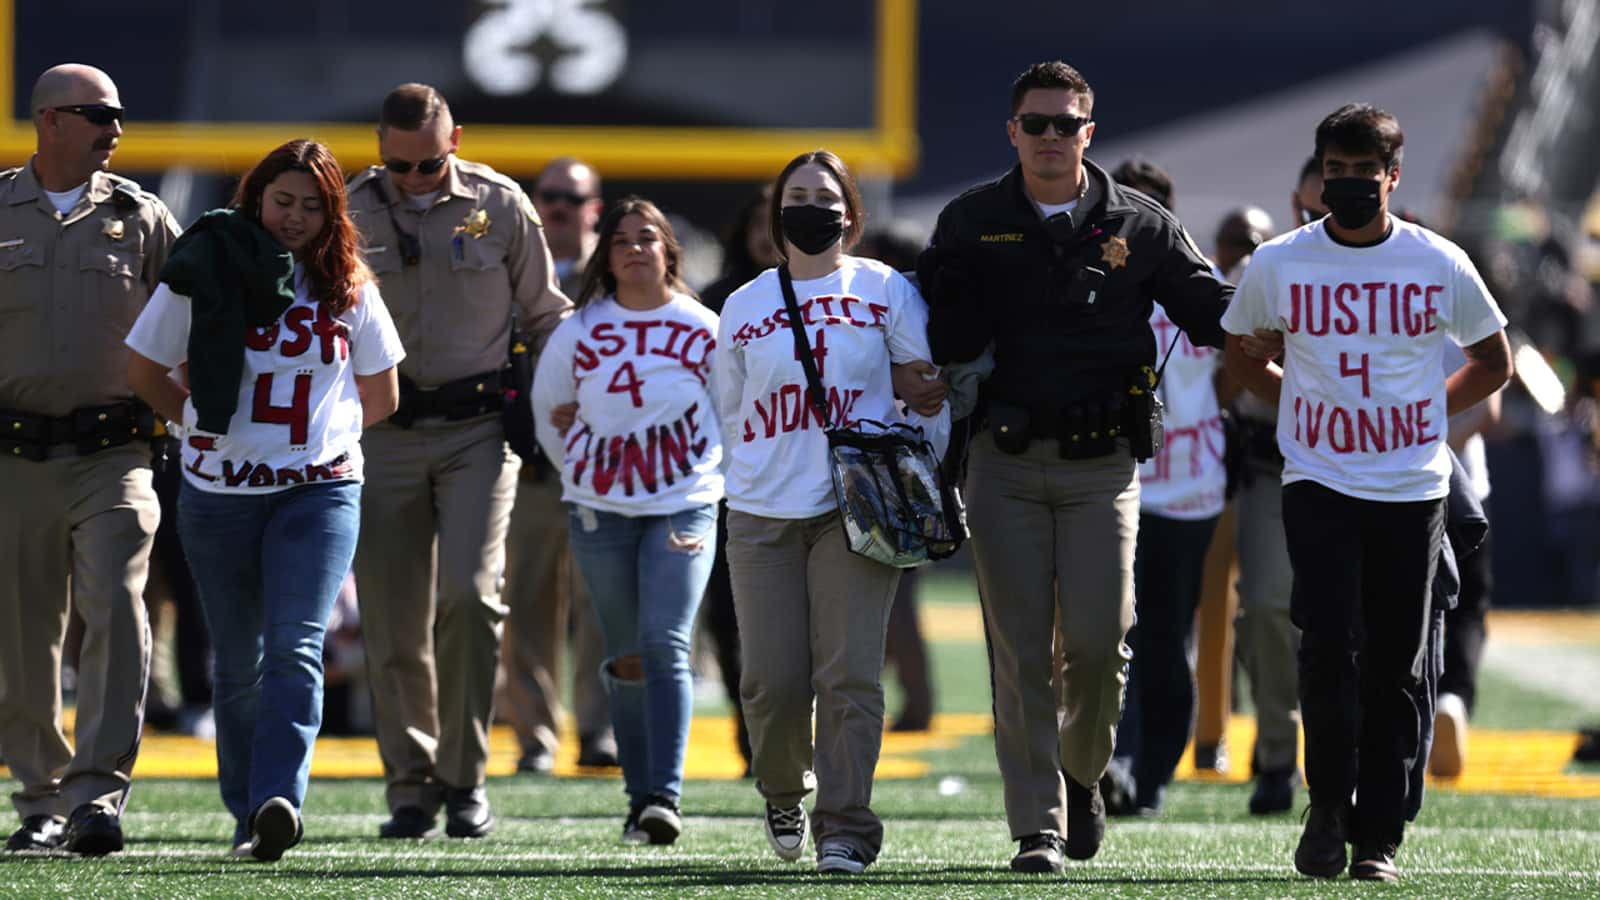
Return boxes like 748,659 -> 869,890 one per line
162,862 -> 1301,888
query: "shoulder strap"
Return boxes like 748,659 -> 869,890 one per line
777,265 -> 830,426
1152,326 -> 1183,389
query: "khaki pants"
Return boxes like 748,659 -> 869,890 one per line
0,444 -> 156,820
726,509 -> 899,863
499,468 -> 608,757
966,432 -> 1137,839
355,416 -> 519,813
1233,457 -> 1300,773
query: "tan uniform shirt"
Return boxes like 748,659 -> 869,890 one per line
347,158 -> 571,388
0,161 -> 179,417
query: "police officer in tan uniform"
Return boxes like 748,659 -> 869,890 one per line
499,156 -> 613,774
347,83 -> 570,839
0,63 -> 177,855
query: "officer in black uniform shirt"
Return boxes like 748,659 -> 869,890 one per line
917,60 -> 1231,876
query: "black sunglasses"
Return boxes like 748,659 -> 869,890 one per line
537,189 -> 591,207
1013,113 -> 1089,137
51,104 -> 123,127
383,156 -> 448,175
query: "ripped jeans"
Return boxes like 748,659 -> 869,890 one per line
566,503 -> 717,804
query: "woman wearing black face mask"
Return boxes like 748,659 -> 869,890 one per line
711,150 -> 949,876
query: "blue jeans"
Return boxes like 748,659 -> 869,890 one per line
178,480 -> 361,841
565,503 -> 716,805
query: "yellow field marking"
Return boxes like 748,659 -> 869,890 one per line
5,711 -> 1595,799
919,603 -> 1600,647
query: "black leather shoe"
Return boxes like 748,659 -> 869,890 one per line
1350,842 -> 1400,882
1294,805 -> 1348,878
1010,832 -> 1066,874
6,815 -> 65,852
378,805 -> 437,839
1099,762 -> 1137,817
1248,769 -> 1298,815
1063,777 -> 1105,860
517,748 -> 555,775
444,786 -> 494,838
64,804 -> 123,856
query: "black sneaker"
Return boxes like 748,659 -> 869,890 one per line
1350,842 -> 1400,882
378,805 -> 437,839
1294,805 -> 1348,878
1193,741 -> 1230,773
621,803 -> 649,845
249,796 -> 302,863
516,748 -> 555,775
1010,832 -> 1066,874
64,804 -> 123,856
638,795 -> 682,845
816,839 -> 868,875
1064,777 -> 1105,860
1248,769 -> 1298,816
763,803 -> 808,861
577,733 -> 620,768
444,785 -> 494,838
5,815 -> 64,852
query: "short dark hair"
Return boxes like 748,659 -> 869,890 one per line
1314,103 -> 1404,171
768,149 -> 866,260
1010,61 -> 1094,115
380,83 -> 450,132
1110,157 -> 1174,211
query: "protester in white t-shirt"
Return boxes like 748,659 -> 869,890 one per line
530,197 -> 721,846
1222,105 -> 1511,884
713,151 -> 949,876
125,140 -> 403,863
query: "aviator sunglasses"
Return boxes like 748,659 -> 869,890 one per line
383,156 -> 449,175
50,104 -> 123,126
1012,112 -> 1090,137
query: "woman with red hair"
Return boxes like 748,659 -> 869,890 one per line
125,139 -> 405,861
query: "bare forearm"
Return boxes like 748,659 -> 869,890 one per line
128,357 -> 189,424
1447,332 -> 1513,416
1223,335 -> 1282,407
356,369 -> 400,427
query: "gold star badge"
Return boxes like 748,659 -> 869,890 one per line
1101,235 -> 1130,270
455,208 -> 491,240
101,217 -> 125,241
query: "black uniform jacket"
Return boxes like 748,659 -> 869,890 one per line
918,160 -> 1232,420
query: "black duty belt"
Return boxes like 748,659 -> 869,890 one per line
0,400 -> 157,462
390,370 -> 506,428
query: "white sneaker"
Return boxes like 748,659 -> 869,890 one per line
817,839 -> 868,875
763,803 -> 808,861
1430,692 -> 1469,777
229,841 -> 254,859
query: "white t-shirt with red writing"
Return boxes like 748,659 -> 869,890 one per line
531,293 -> 724,517
1221,219 -> 1506,502
715,256 -> 951,519
1139,306 -> 1225,520
125,267 -> 406,494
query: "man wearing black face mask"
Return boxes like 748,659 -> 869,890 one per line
1222,103 -> 1513,883
918,61 -> 1232,875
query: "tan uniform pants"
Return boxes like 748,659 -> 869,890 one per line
355,416 -> 519,813
499,468 -> 608,757
1233,457 -> 1300,773
0,444 -> 156,820
727,510 -> 900,863
966,432 -> 1138,839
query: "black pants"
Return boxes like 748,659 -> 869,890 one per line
1282,481 -> 1443,846
151,437 -> 212,707
1114,512 -> 1219,809
1439,507 -> 1493,712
